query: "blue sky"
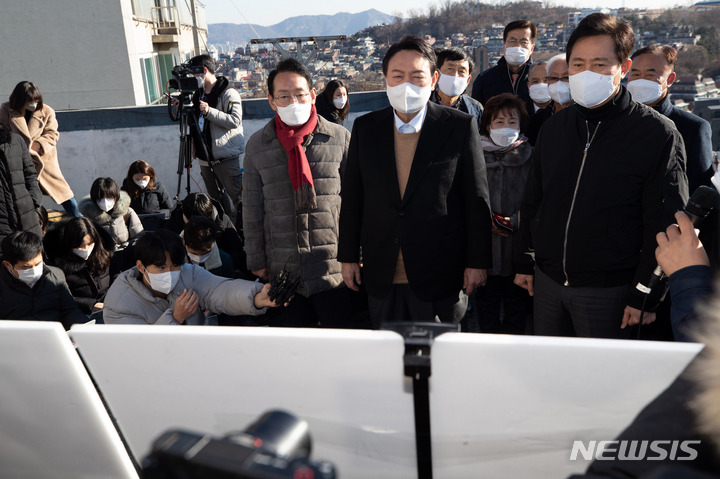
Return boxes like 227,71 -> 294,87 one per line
203,0 -> 696,27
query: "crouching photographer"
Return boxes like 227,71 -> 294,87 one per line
187,54 -> 245,220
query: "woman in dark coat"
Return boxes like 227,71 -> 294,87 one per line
45,217 -> 114,314
474,93 -> 533,335
0,125 -> 43,243
121,160 -> 172,230
315,80 -> 349,126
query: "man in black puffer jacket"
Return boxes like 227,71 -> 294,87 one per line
0,231 -> 87,329
0,126 -> 42,243
514,14 -> 688,339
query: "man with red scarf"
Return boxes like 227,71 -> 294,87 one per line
242,59 -> 353,328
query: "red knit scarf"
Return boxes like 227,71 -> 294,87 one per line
274,105 -> 318,210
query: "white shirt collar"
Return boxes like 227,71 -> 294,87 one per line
393,103 -> 428,134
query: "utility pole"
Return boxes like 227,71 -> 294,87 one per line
189,0 -> 201,55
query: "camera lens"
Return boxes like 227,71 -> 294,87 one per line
243,410 -> 312,459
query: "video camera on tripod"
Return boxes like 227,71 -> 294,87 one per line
165,61 -> 220,202
169,62 -> 205,98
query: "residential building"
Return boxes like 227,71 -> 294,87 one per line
0,0 -> 207,110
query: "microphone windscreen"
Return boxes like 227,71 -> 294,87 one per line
685,185 -> 718,220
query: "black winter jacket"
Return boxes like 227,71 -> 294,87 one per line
122,179 -> 173,215
165,198 -> 247,274
517,86 -> 688,309
0,261 -> 87,329
0,127 -> 42,243
50,251 -> 111,314
471,56 -> 534,115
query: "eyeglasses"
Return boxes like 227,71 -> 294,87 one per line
273,93 -> 311,106
547,76 -> 570,83
505,39 -> 531,48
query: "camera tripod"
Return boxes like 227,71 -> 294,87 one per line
170,95 -> 230,213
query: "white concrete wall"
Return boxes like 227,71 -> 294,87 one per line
48,112 -> 364,211
0,0 -> 136,110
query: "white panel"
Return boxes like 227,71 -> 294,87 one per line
70,325 -> 417,478
0,321 -> 139,479
430,333 -> 703,479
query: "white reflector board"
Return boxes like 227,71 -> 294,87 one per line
0,321 -> 139,479
70,325 -> 416,478
430,333 -> 703,479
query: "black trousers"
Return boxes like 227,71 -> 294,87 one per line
279,287 -> 354,328
533,267 -> 631,339
367,284 -> 467,329
475,275 -> 531,334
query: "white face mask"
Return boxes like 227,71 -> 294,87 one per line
569,69 -> 621,108
195,75 -> 205,88
505,46 -> 531,67
276,102 -> 313,126
97,198 -> 115,212
26,102 -> 38,112
490,127 -> 520,147
12,262 -> 44,286
134,179 -> 150,189
187,244 -> 214,265
72,243 -> 95,261
386,82 -> 432,114
529,83 -> 551,104
627,79 -> 664,105
438,73 -> 469,98
144,268 -> 181,295
548,81 -> 572,105
332,97 -> 347,110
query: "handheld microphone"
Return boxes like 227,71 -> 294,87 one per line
642,185 -> 718,293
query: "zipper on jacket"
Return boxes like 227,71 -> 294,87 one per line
506,63 -> 526,96
562,120 -> 601,286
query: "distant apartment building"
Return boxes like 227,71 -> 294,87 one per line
693,98 -> 720,149
691,0 -> 720,11
568,9 -> 614,29
0,0 -> 207,110
670,75 -> 720,103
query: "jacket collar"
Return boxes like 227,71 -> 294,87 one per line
654,94 -> 674,117
498,56 -> 533,75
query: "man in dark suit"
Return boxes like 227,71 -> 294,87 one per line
471,20 -> 536,116
338,35 -> 492,327
628,44 -> 712,194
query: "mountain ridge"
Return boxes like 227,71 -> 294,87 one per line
208,9 -> 395,46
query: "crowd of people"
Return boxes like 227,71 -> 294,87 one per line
0,13 -> 717,343
3,12 -> 720,476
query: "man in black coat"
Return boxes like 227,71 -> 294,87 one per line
514,14 -> 688,339
0,231 -> 87,329
628,44 -> 713,194
471,20 -> 536,116
338,35 -> 492,327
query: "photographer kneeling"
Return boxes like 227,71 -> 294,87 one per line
103,229 -> 278,325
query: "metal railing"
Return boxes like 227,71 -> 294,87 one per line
151,6 -> 180,36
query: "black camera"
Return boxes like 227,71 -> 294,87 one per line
268,266 -> 300,305
168,62 -> 205,94
142,410 -> 336,479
